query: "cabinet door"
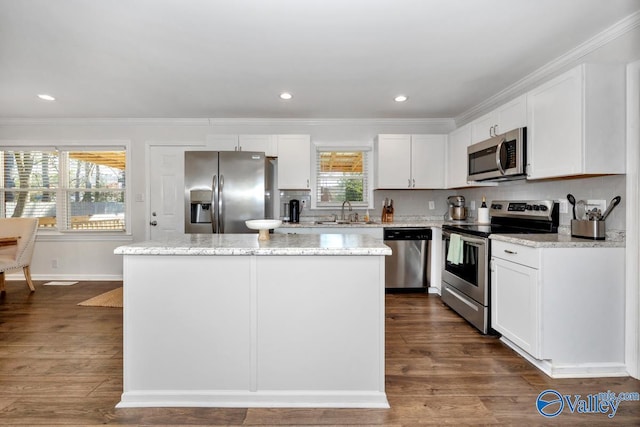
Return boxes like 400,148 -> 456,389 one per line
446,125 -> 471,188
411,134 -> 446,189
491,257 -> 539,358
471,113 -> 497,144
238,135 -> 277,156
277,135 -> 311,189
527,67 -> 583,179
495,94 -> 527,135
374,134 -> 411,189
206,134 -> 239,151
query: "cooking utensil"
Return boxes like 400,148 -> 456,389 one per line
600,196 -> 622,221
575,199 -> 587,220
567,194 -> 577,220
587,208 -> 601,221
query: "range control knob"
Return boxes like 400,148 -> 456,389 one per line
540,205 -> 548,212
525,204 -> 532,210
533,205 -> 540,211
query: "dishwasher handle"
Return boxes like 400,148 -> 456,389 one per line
383,228 -> 432,240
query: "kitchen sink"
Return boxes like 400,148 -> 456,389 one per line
313,220 -> 376,225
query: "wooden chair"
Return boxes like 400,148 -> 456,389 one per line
0,218 -> 39,293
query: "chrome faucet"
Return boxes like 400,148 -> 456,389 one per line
341,200 -> 352,221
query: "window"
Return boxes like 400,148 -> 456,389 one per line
315,149 -> 370,208
1,147 -> 127,231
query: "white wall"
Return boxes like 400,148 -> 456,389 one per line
0,118 -> 454,280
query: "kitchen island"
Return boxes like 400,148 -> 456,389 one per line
114,233 -> 391,408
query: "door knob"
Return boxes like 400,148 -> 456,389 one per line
150,220 -> 158,226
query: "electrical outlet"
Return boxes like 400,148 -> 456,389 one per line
559,200 -> 568,214
51,259 -> 58,269
428,201 -> 435,210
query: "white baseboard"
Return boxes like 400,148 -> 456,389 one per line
116,390 -> 390,409
500,336 -> 628,378
4,272 -> 122,281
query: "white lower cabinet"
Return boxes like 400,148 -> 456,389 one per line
490,239 -> 625,378
491,249 -> 540,358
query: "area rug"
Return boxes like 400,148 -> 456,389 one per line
78,287 -> 123,308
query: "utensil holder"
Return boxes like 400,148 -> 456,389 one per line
571,219 -> 605,240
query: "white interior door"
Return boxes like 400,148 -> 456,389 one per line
148,145 -> 186,240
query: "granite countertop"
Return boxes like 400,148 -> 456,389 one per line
114,233 -> 392,256
490,233 -> 625,248
280,218 -> 445,228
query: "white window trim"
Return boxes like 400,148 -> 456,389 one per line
310,142 -> 374,210
0,139 -> 132,237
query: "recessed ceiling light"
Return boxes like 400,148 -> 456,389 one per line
279,92 -> 293,100
394,95 -> 408,102
37,94 -> 56,101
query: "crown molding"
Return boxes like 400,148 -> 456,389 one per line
0,118 -> 212,126
456,10 -> 640,125
0,117 -> 456,128
207,117 -> 456,127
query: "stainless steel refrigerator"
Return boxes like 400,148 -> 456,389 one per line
184,151 -> 274,234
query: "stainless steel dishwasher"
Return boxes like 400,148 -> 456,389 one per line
383,227 -> 431,290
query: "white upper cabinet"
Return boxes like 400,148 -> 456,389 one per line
374,134 -> 411,188
206,134 -> 240,151
205,134 -> 277,156
526,63 -> 625,180
374,134 -> 446,189
411,135 -> 446,189
277,134 -> 311,190
471,94 -> 528,144
238,135 -> 278,156
446,124 -> 472,188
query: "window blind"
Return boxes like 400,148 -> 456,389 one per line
316,150 -> 369,206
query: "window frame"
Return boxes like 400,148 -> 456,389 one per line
0,140 -> 131,236
310,143 -> 374,210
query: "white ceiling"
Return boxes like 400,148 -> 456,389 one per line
1,0 -> 639,120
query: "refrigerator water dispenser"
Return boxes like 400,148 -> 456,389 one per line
190,189 -> 212,223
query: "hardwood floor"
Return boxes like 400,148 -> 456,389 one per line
0,280 -> 638,425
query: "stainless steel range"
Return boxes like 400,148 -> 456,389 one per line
441,200 -> 559,334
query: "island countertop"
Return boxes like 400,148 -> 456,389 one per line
114,233 -> 392,256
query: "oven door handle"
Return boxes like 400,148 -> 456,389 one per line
442,230 -> 487,246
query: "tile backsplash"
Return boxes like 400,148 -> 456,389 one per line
460,175 -> 626,230
280,174 -> 626,231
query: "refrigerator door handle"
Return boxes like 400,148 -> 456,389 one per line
212,175 -> 218,233
219,174 -> 225,234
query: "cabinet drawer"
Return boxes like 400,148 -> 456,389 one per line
491,240 -> 539,269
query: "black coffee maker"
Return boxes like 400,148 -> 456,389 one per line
289,199 -> 301,223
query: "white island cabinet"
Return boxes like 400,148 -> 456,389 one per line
490,238 -> 625,378
114,233 -> 390,408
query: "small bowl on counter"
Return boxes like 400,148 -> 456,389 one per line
245,219 -> 282,241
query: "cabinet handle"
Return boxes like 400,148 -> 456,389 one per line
306,179 -> 310,188
412,178 -> 415,188
504,249 -> 518,255
408,178 -> 411,188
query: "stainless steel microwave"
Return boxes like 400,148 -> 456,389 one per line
467,127 -> 526,181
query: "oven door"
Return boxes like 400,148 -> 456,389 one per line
441,230 -> 488,305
